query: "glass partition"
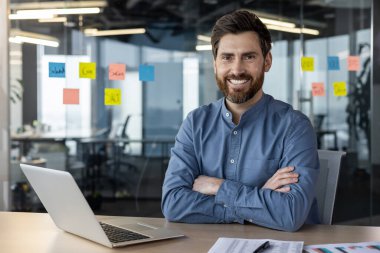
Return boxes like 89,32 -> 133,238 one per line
7,0 -> 377,224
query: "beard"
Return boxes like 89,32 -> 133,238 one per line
216,69 -> 265,104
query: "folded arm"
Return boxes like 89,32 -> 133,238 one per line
162,114 -> 319,231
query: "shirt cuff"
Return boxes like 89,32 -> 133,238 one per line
215,180 -> 241,206
215,180 -> 244,223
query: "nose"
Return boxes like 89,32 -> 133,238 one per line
230,59 -> 245,75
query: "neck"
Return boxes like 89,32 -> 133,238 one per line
225,90 -> 263,125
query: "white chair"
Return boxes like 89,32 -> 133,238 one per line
316,149 -> 346,225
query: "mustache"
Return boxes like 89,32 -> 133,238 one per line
225,73 -> 252,80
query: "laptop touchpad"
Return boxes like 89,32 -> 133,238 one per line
120,223 -> 158,231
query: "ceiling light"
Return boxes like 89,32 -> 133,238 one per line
197,35 -> 211,42
259,17 -> 296,28
38,17 -> 67,23
196,45 -> 212,51
266,24 -> 319,36
9,29 -> 59,47
9,13 -> 55,20
16,7 -> 101,16
10,1 -> 107,10
84,28 -> 146,36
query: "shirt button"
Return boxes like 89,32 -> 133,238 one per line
226,112 -> 230,117
249,219 -> 253,223
230,159 -> 235,164
233,130 -> 238,135
224,204 -> 228,208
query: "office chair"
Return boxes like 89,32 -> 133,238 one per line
316,149 -> 346,225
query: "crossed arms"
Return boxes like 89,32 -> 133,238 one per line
161,114 -> 319,232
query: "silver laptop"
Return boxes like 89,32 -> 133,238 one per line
20,164 -> 184,248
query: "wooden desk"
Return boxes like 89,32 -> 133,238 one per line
1,212 -> 380,253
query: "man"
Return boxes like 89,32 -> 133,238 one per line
161,10 -> 320,232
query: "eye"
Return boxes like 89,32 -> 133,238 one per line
243,54 -> 255,60
221,55 -> 232,61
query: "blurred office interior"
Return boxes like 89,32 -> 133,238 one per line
1,0 -> 380,225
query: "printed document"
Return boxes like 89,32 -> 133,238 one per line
304,241 -> 380,252
208,237 -> 303,253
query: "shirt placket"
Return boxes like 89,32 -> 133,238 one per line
226,127 -> 241,180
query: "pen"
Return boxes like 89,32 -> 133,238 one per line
253,240 -> 270,253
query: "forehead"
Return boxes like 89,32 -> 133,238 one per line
217,31 -> 262,55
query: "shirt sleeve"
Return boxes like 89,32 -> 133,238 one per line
214,114 -> 320,232
161,114 -> 237,223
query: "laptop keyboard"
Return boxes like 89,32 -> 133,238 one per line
100,222 -> 150,243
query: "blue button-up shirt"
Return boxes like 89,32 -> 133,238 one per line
162,94 -> 320,232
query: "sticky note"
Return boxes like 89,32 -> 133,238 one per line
139,64 -> 155,81
347,56 -> 360,71
333,82 -> 347,97
312,82 -> 326,97
79,62 -> 96,79
327,56 -> 340,71
49,62 -> 65,78
63,88 -> 80,105
109,63 -> 126,80
104,88 -> 121,105
301,57 -> 314,71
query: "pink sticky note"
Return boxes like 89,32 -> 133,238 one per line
63,88 -> 80,105
109,63 -> 126,80
347,56 -> 360,71
312,82 -> 326,97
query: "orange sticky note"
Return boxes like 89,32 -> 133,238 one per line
79,62 -> 96,79
333,82 -> 347,97
109,63 -> 126,80
312,82 -> 325,97
63,88 -> 80,105
301,57 -> 314,71
104,88 -> 121,105
347,56 -> 360,71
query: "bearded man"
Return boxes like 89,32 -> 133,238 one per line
161,10 -> 320,232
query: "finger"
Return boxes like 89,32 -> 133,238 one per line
277,166 -> 295,174
276,172 -> 299,180
270,177 -> 298,189
275,186 -> 291,193
279,177 -> 298,186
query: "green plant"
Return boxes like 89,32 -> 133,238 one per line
10,79 -> 23,103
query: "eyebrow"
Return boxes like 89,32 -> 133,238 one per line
219,51 -> 259,57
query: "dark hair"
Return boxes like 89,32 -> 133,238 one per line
211,10 -> 272,59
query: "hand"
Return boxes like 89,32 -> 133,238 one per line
262,166 -> 298,193
192,175 -> 224,195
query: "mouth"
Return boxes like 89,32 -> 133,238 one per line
227,78 -> 251,90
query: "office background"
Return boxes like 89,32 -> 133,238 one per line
0,0 -> 380,225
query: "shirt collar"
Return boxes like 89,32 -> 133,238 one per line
221,93 -> 269,125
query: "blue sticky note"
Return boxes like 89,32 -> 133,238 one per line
139,64 -> 155,82
327,56 -> 340,71
49,62 -> 66,78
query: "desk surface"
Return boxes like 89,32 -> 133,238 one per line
1,212 -> 380,253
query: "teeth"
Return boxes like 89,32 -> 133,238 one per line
229,79 -> 248,85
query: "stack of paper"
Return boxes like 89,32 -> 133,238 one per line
304,241 -> 380,253
208,237 -> 303,253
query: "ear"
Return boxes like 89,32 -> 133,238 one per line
213,60 -> 216,74
264,52 -> 272,72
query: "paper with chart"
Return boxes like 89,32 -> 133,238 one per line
208,237 -> 303,253
304,241 -> 380,252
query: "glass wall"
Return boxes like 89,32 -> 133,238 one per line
7,0 -> 378,224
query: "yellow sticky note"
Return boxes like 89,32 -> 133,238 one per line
79,62 -> 96,79
104,88 -> 121,105
347,56 -> 360,71
333,82 -> 347,97
301,57 -> 314,71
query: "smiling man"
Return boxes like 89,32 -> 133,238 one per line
161,10 -> 320,232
